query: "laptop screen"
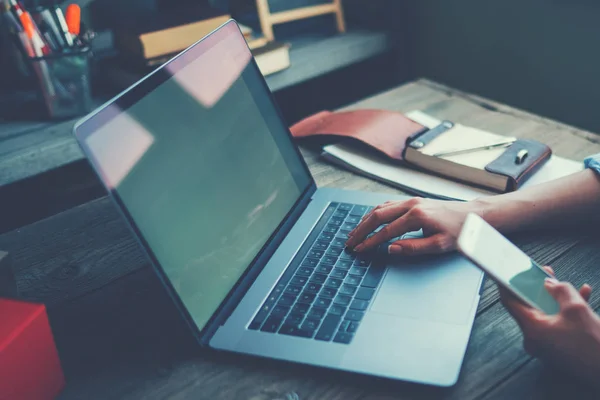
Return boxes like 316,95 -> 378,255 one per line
76,22 -> 312,331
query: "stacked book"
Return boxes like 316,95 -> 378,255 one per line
102,3 -> 291,90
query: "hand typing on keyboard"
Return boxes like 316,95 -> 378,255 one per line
346,198 -> 483,256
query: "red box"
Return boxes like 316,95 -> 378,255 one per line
0,299 -> 65,400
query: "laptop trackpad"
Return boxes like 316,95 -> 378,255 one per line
370,252 -> 482,325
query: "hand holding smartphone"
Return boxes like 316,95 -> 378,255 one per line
457,213 -> 560,315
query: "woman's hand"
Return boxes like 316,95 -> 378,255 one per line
345,198 -> 484,256
501,267 -> 600,387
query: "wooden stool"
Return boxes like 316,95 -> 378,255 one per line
255,0 -> 346,41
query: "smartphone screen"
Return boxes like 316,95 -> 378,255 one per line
458,214 -> 560,315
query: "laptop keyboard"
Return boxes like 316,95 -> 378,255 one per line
248,202 -> 386,345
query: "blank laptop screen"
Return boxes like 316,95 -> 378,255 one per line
77,22 -> 312,331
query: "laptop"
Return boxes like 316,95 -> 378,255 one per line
73,20 -> 483,387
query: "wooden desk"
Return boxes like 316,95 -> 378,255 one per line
2,80 -> 600,399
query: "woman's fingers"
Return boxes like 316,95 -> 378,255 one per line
387,234 -> 453,256
542,266 -> 555,277
580,284 -> 593,302
346,202 -> 412,249
499,287 -> 542,330
354,213 -> 418,252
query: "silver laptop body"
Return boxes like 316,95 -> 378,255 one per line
73,20 -> 483,387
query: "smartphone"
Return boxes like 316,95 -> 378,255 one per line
457,213 -> 560,315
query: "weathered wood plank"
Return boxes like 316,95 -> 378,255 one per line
0,197 -> 148,306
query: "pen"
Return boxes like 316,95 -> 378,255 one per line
432,138 -> 517,158
39,8 -> 65,48
2,7 -> 22,32
20,11 -> 55,96
53,6 -> 73,46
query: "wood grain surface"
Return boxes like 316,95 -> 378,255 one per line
1,80 -> 600,399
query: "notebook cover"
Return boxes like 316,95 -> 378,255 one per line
289,110 -> 427,161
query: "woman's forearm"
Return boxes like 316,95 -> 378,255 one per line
473,170 -> 600,233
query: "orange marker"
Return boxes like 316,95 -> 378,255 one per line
19,12 -> 47,55
65,4 -> 81,36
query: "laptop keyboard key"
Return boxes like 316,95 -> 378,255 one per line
285,285 -> 302,296
271,305 -> 290,317
362,266 -> 386,288
339,284 -> 357,296
315,264 -> 333,274
325,278 -> 343,289
261,316 -> 283,332
249,307 -> 270,330
315,314 -> 342,341
331,238 -> 346,248
313,241 -> 328,251
338,203 -> 353,211
347,321 -> 359,333
342,223 -> 357,231
345,275 -> 362,286
319,232 -> 334,242
335,231 -> 350,240
314,297 -> 332,308
286,314 -> 304,325
329,218 -> 343,226
290,276 -> 308,287
278,295 -> 295,307
298,292 -> 316,304
346,216 -> 361,224
308,249 -> 324,259
308,307 -> 326,320
354,259 -> 370,267
324,225 -> 339,234
334,295 -> 352,307
345,310 -> 365,322
310,273 -> 327,284
350,205 -> 368,216
327,247 -> 343,257
297,267 -> 313,277
333,211 -> 348,218
330,268 -> 347,279
321,255 -> 338,265
339,250 -> 356,261
305,282 -> 321,294
336,260 -> 353,270
301,318 -> 320,332
339,320 -> 351,332
329,305 -> 347,316
292,303 -> 310,315
349,267 -> 367,277
355,287 -> 375,300
350,299 -> 369,311
279,324 -> 314,338
333,332 -> 354,344
302,258 -> 318,268
320,287 -> 337,298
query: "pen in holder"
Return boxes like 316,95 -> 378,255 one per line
2,3 -> 94,119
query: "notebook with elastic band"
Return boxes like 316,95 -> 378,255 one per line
290,109 -> 552,193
